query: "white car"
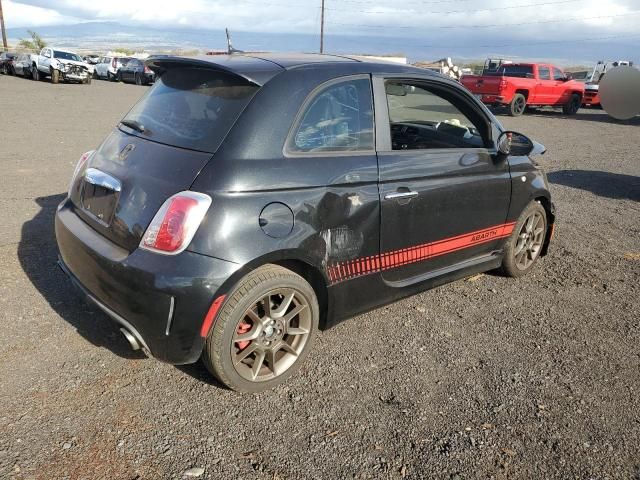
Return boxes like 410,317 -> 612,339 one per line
33,47 -> 92,84
94,56 -> 131,81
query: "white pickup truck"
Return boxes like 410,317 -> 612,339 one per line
32,47 -> 93,84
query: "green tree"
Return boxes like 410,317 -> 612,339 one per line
18,30 -> 47,51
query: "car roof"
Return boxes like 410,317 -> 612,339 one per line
146,52 -> 434,86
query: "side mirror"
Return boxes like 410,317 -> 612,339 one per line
497,131 -> 534,156
564,73 -> 573,81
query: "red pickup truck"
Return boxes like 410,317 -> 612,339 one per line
461,63 -> 584,116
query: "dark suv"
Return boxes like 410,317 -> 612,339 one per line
56,53 -> 555,392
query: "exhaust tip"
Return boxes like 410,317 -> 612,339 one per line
120,327 -> 141,351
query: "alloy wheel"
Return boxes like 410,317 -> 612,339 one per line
514,97 -> 526,115
514,211 -> 545,270
232,288 -> 311,382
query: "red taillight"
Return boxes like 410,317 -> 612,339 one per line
68,150 -> 94,194
112,58 -> 116,68
140,191 -> 212,255
200,295 -> 226,337
144,66 -> 151,73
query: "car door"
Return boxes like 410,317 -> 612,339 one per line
552,67 -> 569,105
374,75 -> 511,285
40,49 -> 51,72
534,65 -> 553,104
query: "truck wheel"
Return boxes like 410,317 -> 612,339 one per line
501,201 -> 547,278
562,94 -> 581,115
202,264 -> 319,393
32,66 -> 39,81
51,69 -> 59,84
509,94 -> 527,116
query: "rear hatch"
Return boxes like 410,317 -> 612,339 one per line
69,64 -> 262,251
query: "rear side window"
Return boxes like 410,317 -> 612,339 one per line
121,68 -> 259,153
288,77 -> 374,153
538,66 -> 551,80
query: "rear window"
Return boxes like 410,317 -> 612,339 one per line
121,68 -> 260,153
497,65 -> 534,78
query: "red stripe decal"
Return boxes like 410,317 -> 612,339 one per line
327,222 -> 515,285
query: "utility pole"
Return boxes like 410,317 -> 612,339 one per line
0,0 -> 8,51
319,0 -> 325,54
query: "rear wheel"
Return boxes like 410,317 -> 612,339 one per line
32,66 -> 39,81
135,73 -> 142,85
202,265 -> 319,393
509,93 -> 527,116
501,201 -> 547,278
117,71 -> 123,82
562,93 -> 581,115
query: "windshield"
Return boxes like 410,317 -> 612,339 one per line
121,68 -> 260,153
54,51 -> 82,62
497,65 -> 534,78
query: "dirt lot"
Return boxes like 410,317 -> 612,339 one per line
0,73 -> 639,480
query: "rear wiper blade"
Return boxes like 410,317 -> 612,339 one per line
120,119 -> 146,133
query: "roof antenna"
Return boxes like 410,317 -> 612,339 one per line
226,28 -> 244,54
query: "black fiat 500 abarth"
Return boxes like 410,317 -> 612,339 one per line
56,53 -> 555,392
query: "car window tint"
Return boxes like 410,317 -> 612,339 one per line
553,68 -> 564,80
289,77 -> 374,153
122,68 -> 260,153
538,67 -> 551,80
385,81 -> 485,151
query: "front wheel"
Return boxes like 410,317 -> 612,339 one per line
501,201 -> 547,277
51,69 -> 60,84
202,265 -> 319,393
562,93 -> 581,115
509,93 -> 527,116
32,67 -> 39,81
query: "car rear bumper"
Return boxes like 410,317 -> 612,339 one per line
55,198 -> 240,364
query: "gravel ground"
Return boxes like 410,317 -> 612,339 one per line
0,74 -> 639,480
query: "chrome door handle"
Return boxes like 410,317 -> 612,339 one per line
84,168 -> 122,192
384,191 -> 418,200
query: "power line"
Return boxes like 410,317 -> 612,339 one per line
327,11 -> 640,31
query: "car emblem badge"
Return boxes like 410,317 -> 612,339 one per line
119,144 -> 135,161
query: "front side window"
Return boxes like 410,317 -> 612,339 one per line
553,68 -> 564,81
385,81 -> 485,150
289,77 -> 374,153
538,66 -> 551,80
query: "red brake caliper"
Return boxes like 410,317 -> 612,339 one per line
236,321 -> 252,351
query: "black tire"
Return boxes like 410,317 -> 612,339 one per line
202,264 -> 319,393
562,93 -> 581,115
117,71 -> 122,82
32,66 -> 39,81
501,201 -> 548,278
509,93 -> 527,116
135,73 -> 142,86
92,70 -> 98,80
51,69 -> 59,84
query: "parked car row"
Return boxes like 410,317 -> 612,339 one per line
93,56 -> 155,85
1,48 -> 154,86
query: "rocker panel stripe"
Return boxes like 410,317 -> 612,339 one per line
327,222 -> 516,284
